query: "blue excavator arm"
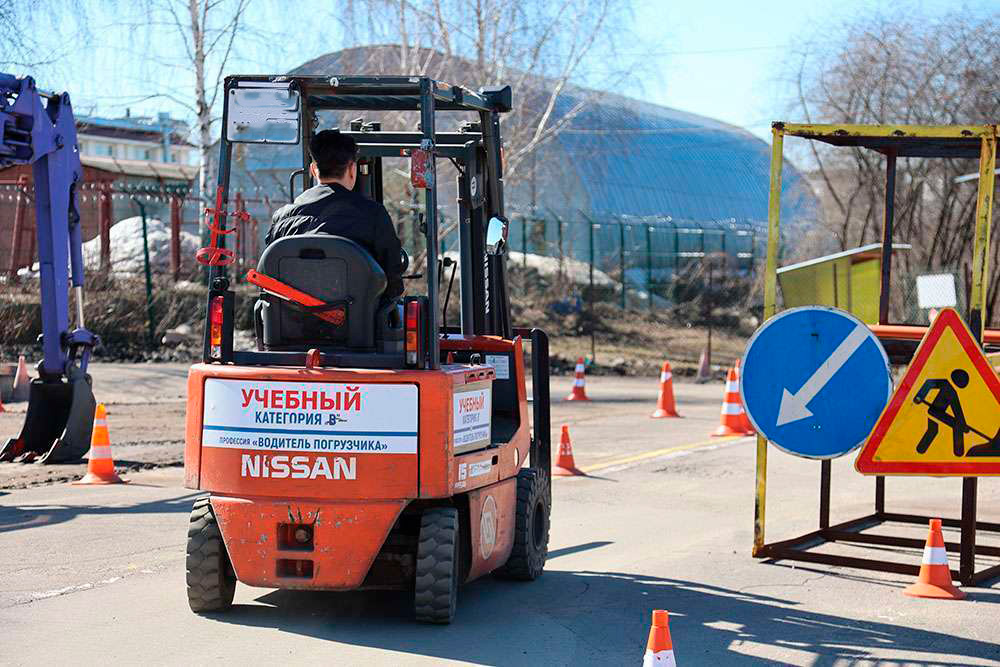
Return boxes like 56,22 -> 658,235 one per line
0,74 -> 99,463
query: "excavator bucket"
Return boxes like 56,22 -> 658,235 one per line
0,367 -> 96,464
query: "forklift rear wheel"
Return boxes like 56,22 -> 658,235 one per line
495,468 -> 550,581
186,497 -> 236,613
414,507 -> 459,624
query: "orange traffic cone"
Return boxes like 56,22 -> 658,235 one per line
651,361 -> 681,418
733,359 -> 755,435
712,366 -> 746,436
565,357 -> 590,401
643,610 -> 676,666
11,355 -> 30,402
73,404 -> 125,485
553,425 -> 584,476
903,519 -> 964,600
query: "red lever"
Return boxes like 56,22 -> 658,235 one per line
246,269 -> 346,326
196,186 -> 236,266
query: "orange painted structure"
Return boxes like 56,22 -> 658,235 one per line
185,337 -> 528,591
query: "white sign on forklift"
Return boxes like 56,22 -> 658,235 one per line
453,386 -> 492,451
201,379 -> 418,453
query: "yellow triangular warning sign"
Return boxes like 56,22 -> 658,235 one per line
856,308 -> 1000,476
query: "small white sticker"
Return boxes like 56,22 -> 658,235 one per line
458,463 -> 468,481
468,460 -> 492,478
485,355 -> 510,380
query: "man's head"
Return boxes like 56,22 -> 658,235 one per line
309,129 -> 359,189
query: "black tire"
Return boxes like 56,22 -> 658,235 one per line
186,497 -> 236,613
414,507 -> 460,624
495,469 -> 550,580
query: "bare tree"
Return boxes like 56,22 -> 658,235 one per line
788,12 -> 1000,324
157,0 -> 251,219
0,0 -> 88,70
334,0 -> 634,184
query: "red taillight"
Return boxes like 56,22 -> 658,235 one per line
405,300 -> 421,366
210,296 -> 224,359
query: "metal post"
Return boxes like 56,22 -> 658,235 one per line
969,131 -> 996,339
874,152 -> 896,517
419,78 -> 440,369
754,126 -> 784,557
959,130 -> 997,584
588,220 -> 595,296
588,220 -> 596,362
522,217 -> 527,268
878,150 -> 897,325
170,195 -> 182,282
7,175 -> 29,281
960,478 -> 978,584
646,225 -> 653,311
706,259 -> 713,368
619,222 -> 626,310
99,180 -> 112,272
132,197 -> 156,347
557,217 -> 564,278
820,460 -> 831,529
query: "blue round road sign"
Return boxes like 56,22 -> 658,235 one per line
741,306 -> 892,459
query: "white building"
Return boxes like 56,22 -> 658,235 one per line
76,112 -> 196,165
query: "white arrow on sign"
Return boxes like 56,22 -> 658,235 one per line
775,323 -> 871,426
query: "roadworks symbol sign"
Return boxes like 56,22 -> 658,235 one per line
855,308 -> 1000,476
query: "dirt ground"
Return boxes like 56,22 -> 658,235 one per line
0,363 -> 190,489
3,370 -> 999,665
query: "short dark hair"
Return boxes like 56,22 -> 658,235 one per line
309,129 -> 358,179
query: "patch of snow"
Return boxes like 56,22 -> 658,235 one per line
442,250 -> 616,287
82,216 -> 200,274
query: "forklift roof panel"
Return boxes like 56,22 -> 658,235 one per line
228,75 -> 511,114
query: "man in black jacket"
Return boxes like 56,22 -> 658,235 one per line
266,129 -> 405,299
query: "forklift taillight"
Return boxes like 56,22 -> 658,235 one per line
405,300 -> 422,366
209,296 -> 224,359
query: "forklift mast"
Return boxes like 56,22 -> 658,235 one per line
0,74 -> 99,464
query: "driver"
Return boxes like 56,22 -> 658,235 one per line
266,129 -> 405,299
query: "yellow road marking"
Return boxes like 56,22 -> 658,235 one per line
573,435 -> 750,475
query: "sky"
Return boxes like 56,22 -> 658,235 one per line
12,0 -> 998,143
626,0 -> 999,139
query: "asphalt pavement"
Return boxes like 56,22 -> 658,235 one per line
2,375 -> 999,665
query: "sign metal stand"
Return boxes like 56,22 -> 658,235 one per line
753,123 -> 1000,585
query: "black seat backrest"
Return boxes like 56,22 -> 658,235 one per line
255,234 -> 387,351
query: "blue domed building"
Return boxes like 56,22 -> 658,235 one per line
228,47 -> 815,298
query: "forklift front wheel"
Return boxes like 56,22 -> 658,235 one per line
414,507 -> 460,624
495,469 -> 550,581
186,497 -> 237,613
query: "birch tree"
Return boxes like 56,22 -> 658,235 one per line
334,0 -> 633,184
789,12 -> 1000,323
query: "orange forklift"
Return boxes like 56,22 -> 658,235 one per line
183,75 -> 551,623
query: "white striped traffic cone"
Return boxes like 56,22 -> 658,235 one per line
712,366 -> 746,436
73,404 -> 125,485
11,355 -> 30,402
565,357 -> 590,401
643,610 -> 676,666
903,519 -> 964,600
733,359 -> 755,435
651,361 -> 680,418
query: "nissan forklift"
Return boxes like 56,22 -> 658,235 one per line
184,75 -> 552,623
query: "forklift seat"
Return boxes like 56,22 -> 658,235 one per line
254,234 -> 388,351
